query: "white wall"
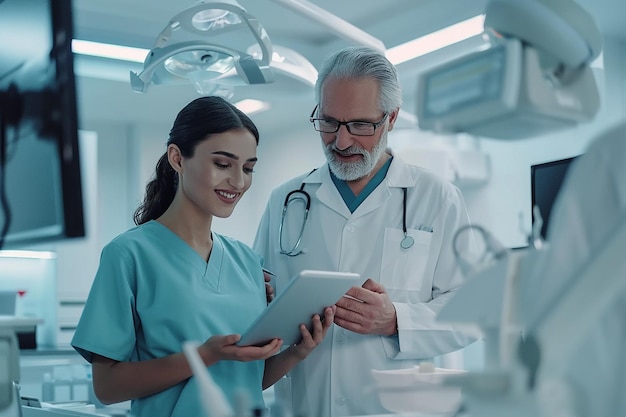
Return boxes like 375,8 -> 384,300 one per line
213,123 -> 327,245
85,122 -> 135,247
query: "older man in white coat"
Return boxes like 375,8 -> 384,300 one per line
253,46 -> 477,417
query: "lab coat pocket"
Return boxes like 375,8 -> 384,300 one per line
380,228 -> 432,299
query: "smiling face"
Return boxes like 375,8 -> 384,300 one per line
172,128 -> 258,219
318,76 -> 398,182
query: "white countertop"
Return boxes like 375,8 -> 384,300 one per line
0,315 -> 43,328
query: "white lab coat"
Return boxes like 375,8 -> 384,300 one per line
518,122 -> 626,417
253,155 -> 477,417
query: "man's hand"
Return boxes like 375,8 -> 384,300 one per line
333,279 -> 397,336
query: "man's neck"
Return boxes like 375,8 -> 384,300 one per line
346,152 -> 392,196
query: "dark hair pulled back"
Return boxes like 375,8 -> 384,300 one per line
133,96 -> 259,225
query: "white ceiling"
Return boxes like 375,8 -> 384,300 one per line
71,0 -> 626,139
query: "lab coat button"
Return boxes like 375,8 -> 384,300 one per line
335,397 -> 347,406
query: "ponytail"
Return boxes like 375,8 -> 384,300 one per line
133,153 -> 178,225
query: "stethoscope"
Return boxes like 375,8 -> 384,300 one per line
278,180 -> 415,256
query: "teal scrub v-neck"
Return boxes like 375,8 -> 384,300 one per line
330,157 -> 393,213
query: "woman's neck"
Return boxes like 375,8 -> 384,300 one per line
157,204 -> 213,261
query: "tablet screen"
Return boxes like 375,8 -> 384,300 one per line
237,270 -> 361,347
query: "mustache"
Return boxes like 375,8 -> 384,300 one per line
327,145 -> 365,157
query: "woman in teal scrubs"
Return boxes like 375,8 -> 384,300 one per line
71,96 -> 335,417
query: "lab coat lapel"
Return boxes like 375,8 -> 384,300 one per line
352,182 -> 390,217
352,156 -> 416,218
305,158 -> 416,219
385,154 -> 418,189
305,165 -> 351,219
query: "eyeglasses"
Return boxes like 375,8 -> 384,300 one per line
309,105 -> 388,136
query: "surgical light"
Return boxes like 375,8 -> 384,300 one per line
247,44 -> 318,87
130,0 -> 275,95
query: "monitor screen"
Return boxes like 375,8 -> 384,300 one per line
0,0 -> 84,249
531,156 -> 578,239
421,44 -> 507,119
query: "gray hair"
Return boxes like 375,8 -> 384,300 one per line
315,46 -> 403,114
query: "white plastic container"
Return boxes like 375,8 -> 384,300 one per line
370,363 -> 467,415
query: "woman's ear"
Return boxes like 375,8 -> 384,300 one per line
167,144 -> 183,174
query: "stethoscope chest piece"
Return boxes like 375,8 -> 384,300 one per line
401,235 -> 414,249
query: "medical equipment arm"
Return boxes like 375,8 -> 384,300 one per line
523,217 -> 626,389
417,0 -> 603,139
484,0 -> 601,69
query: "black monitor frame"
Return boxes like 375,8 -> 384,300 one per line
531,156 -> 578,240
0,0 -> 84,249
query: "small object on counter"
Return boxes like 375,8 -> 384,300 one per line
418,361 -> 436,373
41,372 -> 54,402
52,366 -> 72,402
71,364 -> 89,401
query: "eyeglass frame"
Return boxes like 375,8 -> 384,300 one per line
309,105 -> 388,136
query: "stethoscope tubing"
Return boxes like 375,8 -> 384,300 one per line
279,181 -> 414,256
278,187 -> 311,256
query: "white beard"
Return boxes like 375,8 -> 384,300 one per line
324,127 -> 389,181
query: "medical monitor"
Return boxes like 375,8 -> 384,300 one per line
531,156 -> 578,239
0,0 -> 84,249
419,42 -> 512,123
417,38 -> 599,139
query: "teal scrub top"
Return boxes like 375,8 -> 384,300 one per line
71,220 -> 267,417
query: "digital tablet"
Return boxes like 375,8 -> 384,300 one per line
237,270 -> 362,347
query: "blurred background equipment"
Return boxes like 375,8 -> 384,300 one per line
416,0 -> 602,139
0,0 -> 84,250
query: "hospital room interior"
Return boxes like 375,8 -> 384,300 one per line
1,0 -> 625,416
